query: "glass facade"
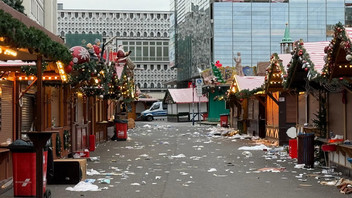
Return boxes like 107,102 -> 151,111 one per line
172,0 -> 347,84
213,0 -> 345,67
171,0 -> 211,82
122,40 -> 169,62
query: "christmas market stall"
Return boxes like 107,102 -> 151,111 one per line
321,23 -> 352,172
0,2 -> 72,196
163,88 -> 208,122
201,61 -> 235,122
265,53 -> 294,145
284,40 -> 329,137
227,75 -> 264,137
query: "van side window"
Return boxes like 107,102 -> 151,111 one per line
151,104 -> 160,110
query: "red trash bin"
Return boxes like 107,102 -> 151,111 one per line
220,114 -> 229,127
203,113 -> 208,121
89,135 -> 96,151
10,141 -> 48,197
289,139 -> 297,159
116,120 -> 128,140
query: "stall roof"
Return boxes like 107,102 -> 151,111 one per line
303,41 -> 329,73
235,75 -> 264,91
346,28 -> 352,39
277,54 -> 292,67
165,88 -> 208,104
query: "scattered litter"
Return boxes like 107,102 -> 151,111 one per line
155,176 -> 161,180
89,156 -> 100,162
208,168 -> 217,173
87,169 -> 101,176
238,144 -> 269,151
180,172 -> 189,176
143,124 -> 152,128
256,167 -> 285,173
131,183 -> 141,186
98,179 -> 110,184
170,154 -> 186,158
66,181 -> 100,192
299,184 -> 312,187
242,151 -> 253,158
294,164 -> 305,169
84,179 -> 96,184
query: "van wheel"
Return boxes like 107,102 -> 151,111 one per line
147,116 -> 153,121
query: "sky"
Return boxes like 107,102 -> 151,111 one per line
57,0 -> 170,11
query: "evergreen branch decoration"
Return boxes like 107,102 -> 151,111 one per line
284,40 -> 320,89
0,10 -> 72,64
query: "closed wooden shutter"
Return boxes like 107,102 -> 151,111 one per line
286,95 -> 297,123
21,94 -> 35,132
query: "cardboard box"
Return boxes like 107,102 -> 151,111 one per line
54,158 -> 87,181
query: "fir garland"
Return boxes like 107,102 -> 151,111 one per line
20,62 -> 48,75
56,134 -> 62,158
0,10 -> 72,64
266,53 -> 286,91
323,22 -> 352,79
284,40 -> 319,89
227,87 -> 263,101
63,130 -> 71,150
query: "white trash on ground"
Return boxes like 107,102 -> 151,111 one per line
65,181 -> 101,192
238,144 -> 269,151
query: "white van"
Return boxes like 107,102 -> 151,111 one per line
140,102 -> 167,121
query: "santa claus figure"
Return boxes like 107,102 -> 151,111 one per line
93,39 -> 102,61
115,45 -> 132,67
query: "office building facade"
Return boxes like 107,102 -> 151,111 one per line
57,4 -> 176,95
172,0 -> 348,85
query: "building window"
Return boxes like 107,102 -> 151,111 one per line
157,83 -> 161,88
151,83 -> 154,88
150,65 -> 154,70
157,65 -> 161,70
164,65 -> 168,70
144,65 -> 147,70
144,83 -> 147,88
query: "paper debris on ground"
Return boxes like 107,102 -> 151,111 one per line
242,151 -> 253,158
170,154 -> 186,158
238,144 -> 269,151
208,168 -> 217,172
66,181 -> 101,192
256,167 -> 286,173
87,169 -> 101,176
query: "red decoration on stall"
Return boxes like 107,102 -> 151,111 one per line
215,60 -> 222,68
64,65 -> 72,74
70,46 -> 90,64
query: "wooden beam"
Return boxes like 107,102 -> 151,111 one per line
18,78 -> 37,101
35,55 -> 43,131
267,92 -> 279,105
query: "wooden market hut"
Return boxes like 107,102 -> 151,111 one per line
265,53 -> 295,145
285,41 -> 329,136
322,23 -> 352,171
228,75 -> 265,137
0,1 -> 72,192
163,88 -> 208,122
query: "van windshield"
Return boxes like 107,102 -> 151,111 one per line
150,103 -> 160,110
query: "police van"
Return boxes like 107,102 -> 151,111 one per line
140,101 -> 167,121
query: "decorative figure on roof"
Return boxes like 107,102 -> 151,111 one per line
93,39 -> 102,61
115,45 -> 132,67
234,52 -> 244,76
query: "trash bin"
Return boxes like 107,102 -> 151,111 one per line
115,119 -> 128,140
202,113 -> 208,121
9,140 -> 49,197
297,133 -> 315,168
289,139 -> 297,159
220,114 -> 229,127
89,135 -> 95,151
